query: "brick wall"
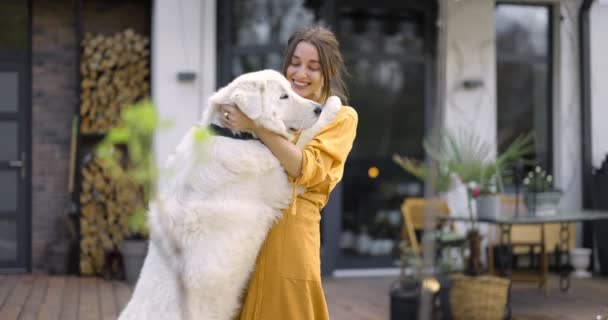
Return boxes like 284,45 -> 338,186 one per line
31,0 -> 78,270
31,0 -> 149,270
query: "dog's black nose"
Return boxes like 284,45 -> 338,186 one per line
314,106 -> 322,115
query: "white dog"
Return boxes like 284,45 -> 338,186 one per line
118,69 -> 341,320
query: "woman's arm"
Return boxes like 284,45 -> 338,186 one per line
219,103 -> 358,186
219,104 -> 303,178
251,128 -> 303,178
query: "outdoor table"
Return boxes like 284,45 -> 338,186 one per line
442,210 -> 608,292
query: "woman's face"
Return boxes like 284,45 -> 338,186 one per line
286,41 -> 324,103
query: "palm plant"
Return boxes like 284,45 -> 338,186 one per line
392,155 -> 452,193
423,129 -> 533,195
394,129 -> 533,229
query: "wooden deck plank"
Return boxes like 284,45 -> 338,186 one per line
78,277 -> 100,320
37,276 -> 66,320
0,275 -> 35,320
98,279 -> 117,320
59,276 -> 80,320
0,273 -> 605,319
17,274 -> 48,320
112,280 -> 132,315
0,275 -> 18,308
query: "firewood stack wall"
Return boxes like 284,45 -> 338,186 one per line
79,29 -> 150,134
78,28 -> 150,276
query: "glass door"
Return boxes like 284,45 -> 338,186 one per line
334,1 -> 437,270
0,63 -> 29,271
0,0 -> 31,272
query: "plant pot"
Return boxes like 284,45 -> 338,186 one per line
389,279 -> 420,320
120,239 -> 149,285
570,248 -> 592,278
450,274 -> 510,320
476,195 -> 500,219
524,190 -> 562,216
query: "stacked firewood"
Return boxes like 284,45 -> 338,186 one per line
79,155 -> 145,275
79,29 -> 150,134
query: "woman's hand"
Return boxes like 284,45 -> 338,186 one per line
220,104 -> 258,131
219,105 -> 302,178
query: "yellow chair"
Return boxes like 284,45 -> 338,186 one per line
400,197 -> 466,260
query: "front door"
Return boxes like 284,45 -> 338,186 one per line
0,0 -> 31,272
331,0 -> 437,272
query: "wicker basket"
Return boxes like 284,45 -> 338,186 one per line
449,274 -> 510,320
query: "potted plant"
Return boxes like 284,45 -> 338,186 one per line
120,208 -> 150,284
390,241 -> 422,319
96,100 -> 158,285
395,129 -> 533,275
475,174 -> 501,220
523,166 -> 562,216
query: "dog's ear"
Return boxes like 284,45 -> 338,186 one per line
230,85 -> 264,120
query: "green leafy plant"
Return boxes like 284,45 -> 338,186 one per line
95,100 -> 212,239
96,100 -> 159,239
394,130 -> 533,196
423,129 -> 534,195
392,155 -> 452,193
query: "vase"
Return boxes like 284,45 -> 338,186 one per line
476,195 -> 500,219
524,190 -> 562,216
570,248 -> 592,278
120,239 -> 149,285
389,279 -> 420,320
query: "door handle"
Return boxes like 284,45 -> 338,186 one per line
8,152 -> 26,179
8,160 -> 22,167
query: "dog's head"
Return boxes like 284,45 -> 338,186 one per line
202,69 -> 322,140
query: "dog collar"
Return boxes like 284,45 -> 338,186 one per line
208,124 -> 258,141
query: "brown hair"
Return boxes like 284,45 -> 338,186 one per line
281,25 -> 349,105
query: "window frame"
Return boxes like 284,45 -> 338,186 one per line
495,1 -> 557,175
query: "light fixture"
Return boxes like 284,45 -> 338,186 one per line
177,71 -> 196,82
462,78 -> 484,90
368,166 -> 380,179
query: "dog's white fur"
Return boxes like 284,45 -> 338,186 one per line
118,70 -> 341,320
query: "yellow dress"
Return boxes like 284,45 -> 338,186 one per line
238,106 -> 358,320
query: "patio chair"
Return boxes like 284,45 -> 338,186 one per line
400,197 -> 467,267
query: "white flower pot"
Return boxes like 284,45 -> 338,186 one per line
524,191 -> 562,216
570,248 -> 592,278
476,195 -> 500,219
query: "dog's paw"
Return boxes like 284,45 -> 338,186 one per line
324,96 -> 342,113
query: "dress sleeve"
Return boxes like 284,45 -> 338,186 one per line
292,107 -> 358,189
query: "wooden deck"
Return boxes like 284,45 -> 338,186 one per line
0,273 -> 607,319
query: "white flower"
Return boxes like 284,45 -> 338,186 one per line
523,177 -> 530,185
467,181 -> 478,189
535,166 -> 542,173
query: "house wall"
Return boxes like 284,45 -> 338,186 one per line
553,0 -> 583,212
31,0 -> 150,270
31,0 -> 78,270
442,0 -> 583,213
151,0 -> 216,182
150,0 -> 587,214
443,0 -> 497,154
590,2 -> 608,169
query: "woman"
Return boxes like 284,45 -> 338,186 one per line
221,25 -> 358,320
